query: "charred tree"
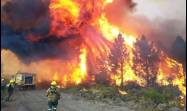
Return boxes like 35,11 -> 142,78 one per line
133,36 -> 160,87
170,36 -> 186,71
109,33 -> 128,87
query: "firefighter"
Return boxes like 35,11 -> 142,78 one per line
46,81 -> 61,111
1,78 -> 6,100
6,79 -> 15,101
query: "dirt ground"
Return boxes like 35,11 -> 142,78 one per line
1,90 -> 135,111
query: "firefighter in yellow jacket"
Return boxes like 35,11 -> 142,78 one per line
6,80 -> 15,101
46,81 -> 61,111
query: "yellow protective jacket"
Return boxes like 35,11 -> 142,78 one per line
46,87 -> 60,102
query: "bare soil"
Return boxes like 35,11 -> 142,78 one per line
1,90 -> 135,111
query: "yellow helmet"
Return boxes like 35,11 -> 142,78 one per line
10,80 -> 14,83
51,81 -> 57,86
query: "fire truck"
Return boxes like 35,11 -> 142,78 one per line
13,72 -> 36,90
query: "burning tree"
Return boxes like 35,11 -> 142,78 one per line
109,33 -> 129,87
95,57 -> 110,85
133,36 -> 160,87
1,1 -> 186,102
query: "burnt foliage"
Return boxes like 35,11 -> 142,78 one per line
133,36 -> 160,87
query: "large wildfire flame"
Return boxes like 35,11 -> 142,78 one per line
47,0 -> 139,87
1,0 -> 185,104
48,0 -> 186,98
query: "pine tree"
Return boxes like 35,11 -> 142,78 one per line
109,33 -> 128,87
133,36 -> 160,87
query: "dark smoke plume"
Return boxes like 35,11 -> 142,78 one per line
1,0 -> 49,31
1,0 -> 186,64
1,0 -> 83,63
1,23 -> 82,63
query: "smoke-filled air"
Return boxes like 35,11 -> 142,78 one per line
1,0 -> 186,109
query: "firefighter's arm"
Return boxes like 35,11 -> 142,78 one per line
46,89 -> 50,97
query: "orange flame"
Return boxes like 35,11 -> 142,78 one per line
1,0 -> 185,106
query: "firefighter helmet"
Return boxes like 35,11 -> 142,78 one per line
10,79 -> 14,83
51,81 -> 57,86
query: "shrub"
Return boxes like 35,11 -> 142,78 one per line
135,84 -> 182,105
63,87 -> 80,94
141,88 -> 166,104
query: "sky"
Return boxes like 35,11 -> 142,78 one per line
134,0 -> 186,23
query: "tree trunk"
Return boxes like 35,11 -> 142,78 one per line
120,61 -> 124,88
145,63 -> 150,87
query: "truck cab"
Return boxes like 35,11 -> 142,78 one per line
14,72 -> 36,90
